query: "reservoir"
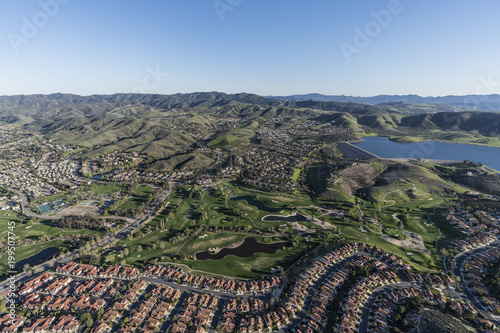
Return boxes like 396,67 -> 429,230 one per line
352,137 -> 500,171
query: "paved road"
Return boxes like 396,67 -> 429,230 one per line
0,187 -> 175,294
160,291 -> 188,333
358,282 -> 412,333
276,253 -> 366,332
197,136 -> 224,171
141,276 -> 270,302
209,299 -> 225,333
452,238 -> 500,326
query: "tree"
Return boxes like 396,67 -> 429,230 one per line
81,313 -> 93,328
0,299 -> 6,312
105,254 -> 115,262
137,245 -> 143,252
90,255 -> 101,266
96,307 -> 105,321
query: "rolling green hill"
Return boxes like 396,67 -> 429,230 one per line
1,93 -> 499,160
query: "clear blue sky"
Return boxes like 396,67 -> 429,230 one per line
1,0 -> 499,97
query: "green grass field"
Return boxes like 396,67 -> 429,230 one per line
0,213 -> 103,278
0,222 -> 101,241
292,168 -> 302,182
167,243 -> 310,279
90,184 -> 126,194
113,179 -> 464,277
114,183 -> 331,277
0,240 -> 67,279
101,159 -> 471,278
31,193 -> 68,205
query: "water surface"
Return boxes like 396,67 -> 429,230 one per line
262,213 -> 307,222
353,137 -> 500,171
230,196 -> 284,213
16,247 -> 59,269
196,237 -> 290,260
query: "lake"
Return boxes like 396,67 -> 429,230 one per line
230,196 -> 285,213
262,213 -> 308,222
92,170 -> 119,180
352,137 -> 500,171
196,237 -> 291,260
16,247 -> 59,269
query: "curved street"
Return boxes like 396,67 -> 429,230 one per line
452,238 -> 500,326
5,182 -> 500,331
358,282 -> 413,333
277,252 -> 371,333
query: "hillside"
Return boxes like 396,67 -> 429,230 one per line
0,93 -> 499,162
309,160 -> 460,202
433,163 -> 500,196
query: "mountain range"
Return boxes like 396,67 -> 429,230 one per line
0,92 -> 471,125
268,93 -> 500,111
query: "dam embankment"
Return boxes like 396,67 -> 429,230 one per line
338,142 -> 380,159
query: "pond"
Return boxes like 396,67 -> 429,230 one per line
352,137 -> 500,171
92,170 -> 118,180
230,196 -> 284,213
196,237 -> 291,260
16,247 -> 59,269
262,213 -> 308,222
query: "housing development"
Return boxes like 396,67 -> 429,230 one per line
0,93 -> 499,333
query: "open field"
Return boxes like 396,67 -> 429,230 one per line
89,184 -> 126,194
391,132 -> 500,148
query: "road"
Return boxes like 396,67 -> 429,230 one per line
209,299 -> 225,333
452,238 -> 500,326
141,276 -> 270,302
358,282 -> 412,333
142,275 -> 271,333
276,253 -> 367,333
0,186 -> 175,295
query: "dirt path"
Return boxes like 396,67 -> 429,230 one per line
380,231 -> 430,255
379,180 -> 428,207
246,216 -> 267,230
379,185 -> 431,255
427,206 -> 448,274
